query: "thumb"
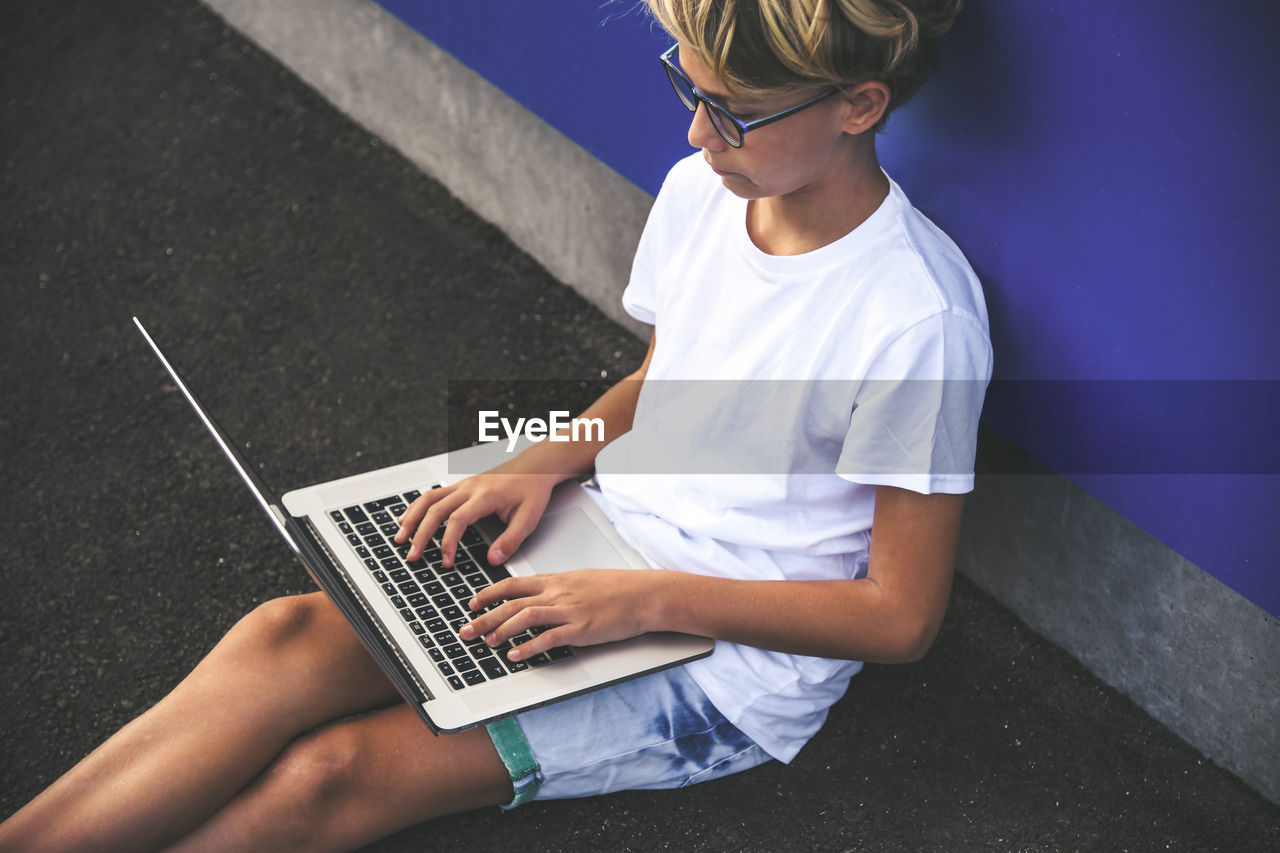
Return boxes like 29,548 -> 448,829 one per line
488,498 -> 546,565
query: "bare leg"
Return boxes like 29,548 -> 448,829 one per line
164,704 -> 511,853
0,592 -> 405,852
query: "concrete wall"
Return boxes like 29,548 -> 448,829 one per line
199,0 -> 1279,804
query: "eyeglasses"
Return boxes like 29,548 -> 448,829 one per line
659,45 -> 841,148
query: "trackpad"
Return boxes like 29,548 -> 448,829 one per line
514,507 -> 627,575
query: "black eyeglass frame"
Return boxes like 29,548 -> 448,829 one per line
659,44 -> 842,148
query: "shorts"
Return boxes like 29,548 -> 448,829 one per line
485,665 -> 772,809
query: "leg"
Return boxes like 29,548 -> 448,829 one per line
165,704 -> 512,853
0,592 -> 401,853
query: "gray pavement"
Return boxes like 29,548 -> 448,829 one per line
2,1 -> 1278,849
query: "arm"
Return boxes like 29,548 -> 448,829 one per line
462,485 -> 964,665
396,331 -> 658,566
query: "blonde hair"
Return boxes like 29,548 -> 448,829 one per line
644,0 -> 962,127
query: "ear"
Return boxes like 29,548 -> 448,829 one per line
839,81 -> 891,135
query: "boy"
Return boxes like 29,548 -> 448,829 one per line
0,0 -> 988,849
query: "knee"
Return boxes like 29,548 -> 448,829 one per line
263,725 -> 367,837
231,592 -> 332,653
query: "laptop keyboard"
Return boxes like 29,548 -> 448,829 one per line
329,489 -> 573,692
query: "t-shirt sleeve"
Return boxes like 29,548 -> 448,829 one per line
620,156 -> 703,327
620,220 -> 658,325
836,310 -> 992,494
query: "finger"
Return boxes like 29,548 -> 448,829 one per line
438,495 -> 500,567
469,576 -> 542,612
486,496 -> 548,565
505,625 -> 576,661
483,604 -> 560,649
409,492 -> 465,560
395,489 -> 440,543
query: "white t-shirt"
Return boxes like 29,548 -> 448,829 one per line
592,153 -> 992,762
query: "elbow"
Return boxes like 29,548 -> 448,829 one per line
875,614 -> 943,665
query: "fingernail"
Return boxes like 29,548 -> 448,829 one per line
507,648 -> 522,661
459,624 -> 474,639
491,547 -> 507,564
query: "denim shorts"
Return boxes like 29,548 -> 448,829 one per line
485,665 -> 772,808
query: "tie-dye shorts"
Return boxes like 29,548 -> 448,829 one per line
486,665 -> 772,808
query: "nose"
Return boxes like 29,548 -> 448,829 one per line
687,102 -> 727,152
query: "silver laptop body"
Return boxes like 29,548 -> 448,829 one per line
134,317 -> 713,733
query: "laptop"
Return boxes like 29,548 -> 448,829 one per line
133,317 -> 713,733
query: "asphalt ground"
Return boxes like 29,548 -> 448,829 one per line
2,1 -> 1278,850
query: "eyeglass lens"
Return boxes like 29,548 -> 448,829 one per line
663,62 -> 743,147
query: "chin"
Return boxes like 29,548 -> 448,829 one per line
716,172 -> 766,199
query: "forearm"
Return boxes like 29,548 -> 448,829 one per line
511,376 -> 644,485
641,570 -> 943,664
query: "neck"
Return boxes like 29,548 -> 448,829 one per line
746,143 -> 890,256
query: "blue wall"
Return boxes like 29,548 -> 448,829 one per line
377,0 -> 1280,617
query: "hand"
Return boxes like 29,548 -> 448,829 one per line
393,461 -> 560,567
459,569 -> 669,661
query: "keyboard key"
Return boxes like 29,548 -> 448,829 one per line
463,669 -> 486,686
399,608 -> 415,623
373,545 -> 394,559
330,510 -> 345,523
403,490 -> 422,503
388,503 -> 407,517
437,661 -> 455,676
398,580 -> 421,596
427,646 -> 444,661
337,520 -> 353,535
363,558 -> 379,572
415,604 -> 439,620
480,658 -> 507,679
526,652 -> 552,667
373,569 -> 388,583
501,656 -> 529,674
355,545 -> 371,559
380,522 -> 400,537
446,675 -> 464,691
389,569 -> 410,583
347,534 -> 361,547
413,569 -> 436,583
409,621 -> 425,635
461,528 -> 486,548
391,595 -> 407,610
443,643 -> 467,660
364,534 -> 386,548
454,657 -> 477,673
406,592 -> 428,608
372,511 -> 393,525
356,522 -> 376,537
548,646 -> 574,661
